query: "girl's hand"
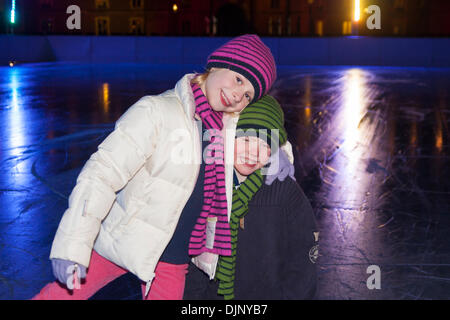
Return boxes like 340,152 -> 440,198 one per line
51,258 -> 87,289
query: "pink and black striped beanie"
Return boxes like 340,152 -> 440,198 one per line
206,34 -> 277,104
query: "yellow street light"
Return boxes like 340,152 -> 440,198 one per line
172,4 -> 178,12
354,0 -> 360,22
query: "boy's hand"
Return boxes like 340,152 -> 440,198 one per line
263,149 -> 296,185
51,258 -> 87,289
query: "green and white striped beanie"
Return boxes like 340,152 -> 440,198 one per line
236,95 -> 287,151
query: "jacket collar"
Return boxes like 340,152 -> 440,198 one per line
174,73 -> 197,120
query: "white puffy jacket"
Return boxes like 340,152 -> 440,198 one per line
49,73 -> 293,293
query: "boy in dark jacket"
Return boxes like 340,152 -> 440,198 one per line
184,95 -> 319,300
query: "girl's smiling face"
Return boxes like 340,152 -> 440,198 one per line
200,68 -> 255,113
234,136 -> 271,176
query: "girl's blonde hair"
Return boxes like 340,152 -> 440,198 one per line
191,70 -> 211,87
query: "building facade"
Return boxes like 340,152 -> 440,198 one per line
2,0 -> 449,36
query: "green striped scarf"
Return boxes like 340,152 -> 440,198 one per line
215,169 -> 264,300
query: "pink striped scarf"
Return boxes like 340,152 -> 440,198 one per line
188,82 -> 232,257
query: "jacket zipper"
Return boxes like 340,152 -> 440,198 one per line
145,275 -> 155,297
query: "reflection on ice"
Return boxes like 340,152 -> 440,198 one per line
342,69 -> 366,152
101,83 -> 110,114
275,65 -> 450,299
7,70 -> 26,157
317,68 -> 387,291
0,63 -> 449,299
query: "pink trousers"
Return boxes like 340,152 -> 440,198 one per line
32,250 -> 188,300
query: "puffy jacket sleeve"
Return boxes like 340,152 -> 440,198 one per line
50,96 -> 163,267
281,140 -> 294,164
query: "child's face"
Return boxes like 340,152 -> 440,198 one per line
201,68 -> 255,113
234,136 -> 271,176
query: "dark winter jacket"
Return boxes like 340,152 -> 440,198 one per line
184,177 -> 319,300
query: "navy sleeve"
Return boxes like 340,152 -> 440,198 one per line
282,178 -> 319,299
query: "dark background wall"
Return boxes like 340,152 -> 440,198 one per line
2,0 -> 450,37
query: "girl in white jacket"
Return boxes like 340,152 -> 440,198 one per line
32,34 -> 292,300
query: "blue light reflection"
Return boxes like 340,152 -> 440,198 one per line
7,69 -> 27,158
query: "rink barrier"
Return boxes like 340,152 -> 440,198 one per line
1,35 -> 449,67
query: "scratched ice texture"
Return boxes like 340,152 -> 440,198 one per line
0,63 -> 449,299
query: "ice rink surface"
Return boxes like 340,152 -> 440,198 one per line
0,63 -> 449,299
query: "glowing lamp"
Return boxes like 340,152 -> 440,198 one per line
10,0 -> 16,24
172,4 -> 178,12
9,61 -> 15,67
354,0 -> 360,22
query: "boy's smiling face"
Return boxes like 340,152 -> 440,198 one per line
234,136 -> 271,176
201,68 -> 255,113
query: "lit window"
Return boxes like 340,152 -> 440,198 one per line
393,25 -> 400,35
130,0 -> 144,9
129,17 -> 144,35
95,0 -> 110,9
95,16 -> 110,35
316,20 -> 323,36
342,21 -> 352,35
212,16 -> 217,35
269,16 -> 282,36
